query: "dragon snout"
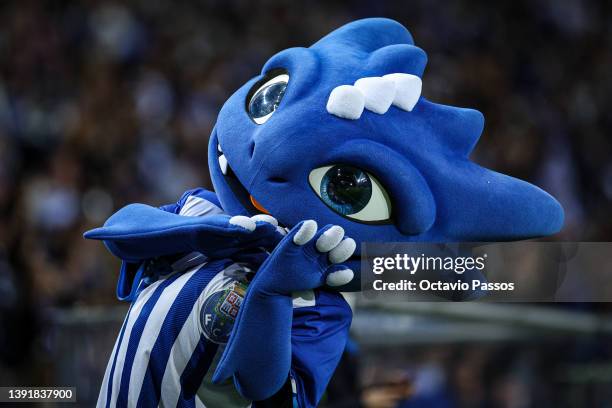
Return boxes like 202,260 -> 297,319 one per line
437,167 -> 564,241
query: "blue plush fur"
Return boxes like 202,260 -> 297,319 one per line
209,18 -> 564,244
87,18 -> 565,406
205,18 -> 564,402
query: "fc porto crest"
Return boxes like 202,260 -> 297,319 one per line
201,281 -> 247,344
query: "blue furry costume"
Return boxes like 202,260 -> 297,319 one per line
86,18 -> 563,407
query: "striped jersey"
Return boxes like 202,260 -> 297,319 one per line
98,188 -> 352,408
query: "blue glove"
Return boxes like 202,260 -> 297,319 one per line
212,220 -> 357,401
84,203 -> 284,262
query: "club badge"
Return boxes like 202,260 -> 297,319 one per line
201,281 -> 247,344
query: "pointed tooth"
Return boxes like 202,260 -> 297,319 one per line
217,143 -> 223,152
383,73 -> 422,111
326,85 -> 365,120
218,154 -> 228,175
354,77 -> 396,114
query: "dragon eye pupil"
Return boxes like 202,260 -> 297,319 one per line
249,82 -> 287,119
321,166 -> 372,215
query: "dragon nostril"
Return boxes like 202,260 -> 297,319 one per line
268,176 -> 289,185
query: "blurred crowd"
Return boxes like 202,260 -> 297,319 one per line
0,0 -> 610,406
344,340 -> 612,408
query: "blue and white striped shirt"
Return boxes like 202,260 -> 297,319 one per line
98,259 -> 254,408
98,189 -> 352,408
98,190 -> 255,407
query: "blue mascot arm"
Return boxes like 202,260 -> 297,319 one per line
84,203 -> 283,262
212,221 -> 355,403
214,290 -> 294,401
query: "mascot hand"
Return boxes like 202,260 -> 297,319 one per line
84,204 -> 285,261
252,220 -> 357,295
212,220 -> 356,399
191,213 -> 286,256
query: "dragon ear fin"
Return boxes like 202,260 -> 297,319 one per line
311,18 -> 414,53
368,45 -> 428,78
419,100 -> 485,157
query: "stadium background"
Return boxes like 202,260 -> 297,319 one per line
0,0 -> 611,406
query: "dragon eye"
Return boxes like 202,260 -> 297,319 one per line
308,165 -> 392,222
247,72 -> 288,124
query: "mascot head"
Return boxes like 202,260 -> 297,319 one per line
208,18 -> 564,246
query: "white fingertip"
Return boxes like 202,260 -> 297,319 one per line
354,77 -> 396,114
251,214 -> 278,227
329,238 -> 356,264
315,225 -> 345,253
276,226 -> 288,236
326,85 -> 365,120
383,73 -> 422,111
293,220 -> 317,245
326,269 -> 354,287
229,215 -> 256,232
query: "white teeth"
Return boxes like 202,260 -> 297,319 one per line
383,73 -> 422,111
217,143 -> 223,152
327,73 -> 423,118
326,85 -> 365,120
354,77 -> 396,114
218,154 -> 228,175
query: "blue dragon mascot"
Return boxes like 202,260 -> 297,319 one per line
85,18 -> 564,408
